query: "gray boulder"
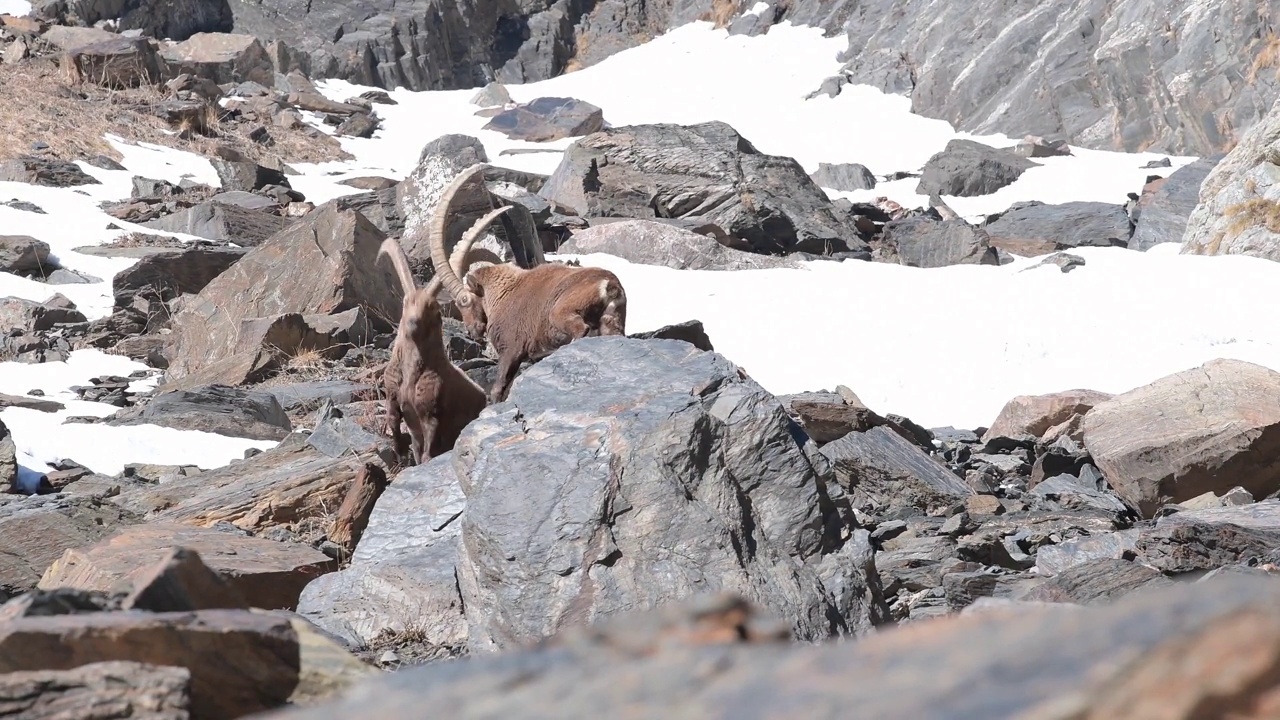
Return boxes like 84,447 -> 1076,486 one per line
1182,98 -> 1280,261
141,201 -> 287,246
557,219 -> 799,270
540,121 -> 870,256
0,236 -> 52,275
102,384 -> 293,441
1130,157 -> 1219,251
810,162 -> 877,191
984,201 -> 1132,257
481,97 -> 605,142
915,140 -> 1039,198
837,0 -> 1279,156
112,245 -> 249,310
877,216 -> 998,268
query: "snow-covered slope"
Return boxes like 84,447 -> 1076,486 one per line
0,19 -> 1271,480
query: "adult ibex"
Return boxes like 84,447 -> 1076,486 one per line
378,169 -> 513,465
429,163 -> 628,404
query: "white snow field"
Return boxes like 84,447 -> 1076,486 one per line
0,19 -> 1273,481
0,0 -> 32,16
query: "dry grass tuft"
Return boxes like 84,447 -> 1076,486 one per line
0,56 -> 352,165
700,0 -> 742,29
1249,33 -> 1280,83
1224,197 -> 1280,236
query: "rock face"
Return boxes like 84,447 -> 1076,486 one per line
38,523 -> 335,610
540,122 -> 870,256
837,0 -> 1280,156
915,140 -> 1038,198
1182,99 -> 1280,261
557,219 -> 799,270
455,337 -> 886,648
1082,359 -> 1280,517
302,337 -> 888,654
1130,157 -> 1218,251
163,203 -> 401,387
34,0 -> 232,42
984,201 -> 1132,256
259,574 -> 1280,720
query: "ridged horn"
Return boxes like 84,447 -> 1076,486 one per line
428,163 -> 493,308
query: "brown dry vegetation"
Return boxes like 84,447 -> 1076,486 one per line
1249,33 -> 1280,83
0,55 -> 353,165
1224,197 -> 1280,236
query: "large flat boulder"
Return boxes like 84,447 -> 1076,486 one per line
39,523 -> 335,610
481,96 -> 605,142
558,219 -> 798,270
255,574 -> 1280,719
357,336 -> 888,652
0,496 -> 140,602
103,384 -> 293,441
983,201 -> 1132,256
142,201 -> 287,246
1082,359 -> 1280,517
162,202 -> 402,387
0,610 -> 300,720
539,121 -> 870,256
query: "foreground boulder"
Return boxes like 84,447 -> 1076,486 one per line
263,574 -> 1280,719
0,496 -> 139,601
300,337 -> 888,654
539,121 -> 871,256
1082,359 -> 1280,517
39,522 -> 335,610
162,203 -> 401,387
983,201 -> 1132,256
1182,98 -> 1280,261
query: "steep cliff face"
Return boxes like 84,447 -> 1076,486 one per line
834,0 -> 1280,156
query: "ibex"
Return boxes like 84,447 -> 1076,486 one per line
429,163 -> 628,404
378,170 -> 513,465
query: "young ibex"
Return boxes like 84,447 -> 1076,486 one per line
429,163 -> 628,404
378,170 -> 513,465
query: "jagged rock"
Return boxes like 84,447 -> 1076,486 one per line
1029,474 -> 1132,516
395,135 -> 543,277
777,391 -> 893,446
112,245 -> 249,310
119,547 -> 249,612
332,188 -> 403,237
0,236 -> 52,275
114,433 -> 387,535
335,337 -> 887,652
157,32 -> 273,85
982,389 -> 1112,444
0,296 -> 86,334
838,0 -> 1276,156
821,425 -> 973,517
267,575 -> 1280,719
915,140 -> 1039,198
1182,99 -> 1280,261
878,215 -> 998,267
481,97 -> 604,142
0,609 -> 300,719
983,201 -> 1132,256
540,121 -> 871,256
810,162 -> 877,191
627,319 -> 714,352
1020,558 -> 1173,605
1082,359 -> 1280,517
34,0 -> 231,41
163,202 -> 401,387
559,219 -> 798,270
297,455 -> 468,652
1035,529 -> 1140,577
0,156 -> 100,187
0,661 -> 192,719
1130,157 -> 1219,251
102,384 -> 293,441
0,496 -> 140,602
39,523 -> 334,610
142,200 -> 286,245
66,36 -> 160,88
1136,502 -> 1280,575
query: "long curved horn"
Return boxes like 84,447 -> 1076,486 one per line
424,205 -> 513,298
378,237 -> 417,296
428,163 -> 491,308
